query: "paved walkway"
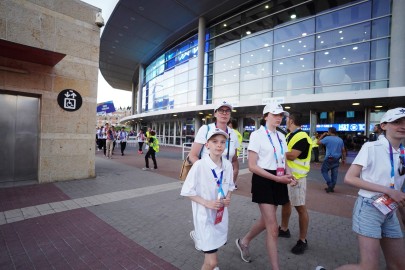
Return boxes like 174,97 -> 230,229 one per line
0,145 -> 399,269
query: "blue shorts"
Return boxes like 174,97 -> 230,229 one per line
352,196 -> 403,239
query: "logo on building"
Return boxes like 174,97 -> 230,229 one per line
57,89 -> 82,112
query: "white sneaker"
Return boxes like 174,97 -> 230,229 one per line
213,267 -> 220,270
189,230 -> 201,251
142,167 -> 150,171
315,267 -> 326,270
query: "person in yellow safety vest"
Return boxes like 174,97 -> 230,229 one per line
142,130 -> 159,170
145,127 -> 152,145
228,119 -> 243,156
279,112 -> 313,255
311,133 -> 320,162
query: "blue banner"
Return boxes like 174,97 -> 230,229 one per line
316,123 -> 365,132
96,101 -> 116,114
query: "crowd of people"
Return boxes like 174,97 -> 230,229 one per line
96,103 -> 405,270
96,124 -> 159,170
180,101 -> 405,270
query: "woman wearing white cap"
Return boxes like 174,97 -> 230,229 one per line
325,108 -> 405,270
235,103 -> 296,269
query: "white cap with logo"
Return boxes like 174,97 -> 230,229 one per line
380,107 -> 405,124
214,101 -> 233,111
206,128 -> 229,140
263,103 -> 289,116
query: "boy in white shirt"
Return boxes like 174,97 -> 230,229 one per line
181,128 -> 235,270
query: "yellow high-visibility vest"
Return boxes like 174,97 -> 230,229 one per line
286,131 -> 312,180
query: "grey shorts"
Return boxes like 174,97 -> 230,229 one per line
287,176 -> 306,206
352,196 -> 403,239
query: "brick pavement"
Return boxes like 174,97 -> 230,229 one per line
1,145 -> 400,270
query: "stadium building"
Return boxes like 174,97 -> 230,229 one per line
101,0 -> 405,146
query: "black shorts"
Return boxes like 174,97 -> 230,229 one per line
251,169 -> 289,206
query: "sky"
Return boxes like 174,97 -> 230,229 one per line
80,0 -> 132,109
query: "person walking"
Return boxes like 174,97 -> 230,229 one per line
180,128 -> 235,270
118,127 -> 128,156
228,118 -> 243,189
188,101 -> 240,248
137,129 -> 145,154
279,112 -> 312,255
105,127 -> 114,159
326,108 -> 405,270
369,123 -> 383,142
235,103 -> 297,269
317,127 -> 346,193
142,130 -> 159,170
311,133 -> 320,162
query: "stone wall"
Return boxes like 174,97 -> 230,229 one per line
0,0 -> 101,183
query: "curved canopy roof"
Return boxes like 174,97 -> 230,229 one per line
100,0 -> 257,91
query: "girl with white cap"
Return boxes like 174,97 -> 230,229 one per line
327,107 -> 405,270
236,103 -> 297,269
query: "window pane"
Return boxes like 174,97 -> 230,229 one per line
372,17 -> 390,39
316,2 -> 371,32
241,31 -> 273,53
316,43 -> 370,68
274,54 -> 314,75
371,39 -> 389,59
214,70 -> 240,86
241,47 -> 272,67
213,83 -> 240,100
215,55 -> 240,72
370,60 -> 389,80
273,71 -> 313,91
240,77 -> 272,95
316,63 -> 370,86
316,22 -> 371,50
315,82 -> 369,94
274,18 -> 315,43
241,63 -> 272,81
372,0 -> 391,17
274,36 -> 314,59
214,41 -> 240,61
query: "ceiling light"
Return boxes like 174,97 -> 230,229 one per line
173,114 -> 177,117
352,102 -> 360,106
324,51 -> 329,55
265,5 -> 269,9
339,30 -> 343,34
246,31 -> 251,35
223,23 -> 227,27
375,105 -> 383,108
285,106 -> 291,109
290,14 -> 297,19
352,46 -> 358,50
199,112 -> 203,115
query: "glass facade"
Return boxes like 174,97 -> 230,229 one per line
138,0 -> 392,146
142,0 -> 390,114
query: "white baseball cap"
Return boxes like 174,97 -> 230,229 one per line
206,128 -> 229,140
263,103 -> 289,116
380,107 -> 405,124
214,101 -> 233,111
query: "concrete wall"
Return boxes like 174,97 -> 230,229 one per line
0,0 -> 101,183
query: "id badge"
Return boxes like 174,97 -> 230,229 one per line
276,167 -> 285,176
214,206 -> 224,225
372,194 -> 398,215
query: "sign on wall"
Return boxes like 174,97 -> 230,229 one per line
96,100 -> 116,115
57,89 -> 82,112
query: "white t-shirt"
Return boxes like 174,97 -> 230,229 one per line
354,136 -> 405,198
194,123 -> 240,161
180,155 -> 235,251
248,125 -> 288,170
118,131 -> 128,142
137,132 -> 145,142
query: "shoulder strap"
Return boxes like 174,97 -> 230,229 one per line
226,131 -> 230,160
198,125 -> 210,159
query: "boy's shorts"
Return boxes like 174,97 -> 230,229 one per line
352,196 -> 403,239
287,176 -> 306,206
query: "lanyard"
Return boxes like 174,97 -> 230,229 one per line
388,143 -> 404,189
264,125 -> 284,167
211,169 -> 225,199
